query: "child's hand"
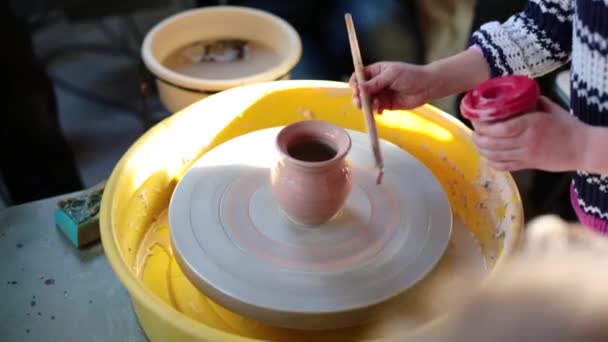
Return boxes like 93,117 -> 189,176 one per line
471,96 -> 588,172
349,62 -> 438,113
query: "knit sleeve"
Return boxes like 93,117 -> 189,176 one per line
470,0 -> 574,78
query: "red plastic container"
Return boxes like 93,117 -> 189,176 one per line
460,75 -> 540,122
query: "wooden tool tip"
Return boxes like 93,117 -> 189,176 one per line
376,169 -> 384,185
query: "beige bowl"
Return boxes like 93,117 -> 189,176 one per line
141,6 -> 302,113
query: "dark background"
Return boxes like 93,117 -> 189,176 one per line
3,0 -> 574,222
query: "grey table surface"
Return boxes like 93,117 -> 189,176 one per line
0,193 -> 148,341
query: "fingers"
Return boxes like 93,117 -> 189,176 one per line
472,117 -> 526,138
352,96 -> 361,109
349,62 -> 394,112
486,160 -> 525,172
472,131 -> 528,171
361,70 -> 395,95
476,145 -> 528,172
472,133 -> 520,150
372,98 -> 381,113
349,72 -> 358,94
363,62 -> 385,79
349,63 -> 384,95
353,90 -> 387,114
373,93 -> 393,114
476,147 -> 527,163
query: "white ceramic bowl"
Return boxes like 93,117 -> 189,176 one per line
142,6 -> 302,113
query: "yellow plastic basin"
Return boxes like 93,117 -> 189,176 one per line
100,80 -> 523,341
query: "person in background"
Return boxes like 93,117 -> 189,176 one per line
3,2 -> 83,204
351,0 -> 608,234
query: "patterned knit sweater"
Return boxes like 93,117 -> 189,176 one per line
470,0 -> 608,233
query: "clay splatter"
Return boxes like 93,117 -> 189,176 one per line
180,156 -> 192,166
494,229 -> 506,239
89,300 -> 93,304
44,278 -> 55,286
16,243 -> 23,249
51,315 -> 55,320
30,301 -> 36,307
297,107 -> 315,120
129,219 -> 143,233
138,192 -> 149,209
37,312 -> 41,316
26,329 -> 30,334
340,105 -> 349,116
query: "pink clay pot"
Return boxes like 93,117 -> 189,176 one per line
271,120 -> 353,225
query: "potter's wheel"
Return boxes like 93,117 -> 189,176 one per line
169,126 -> 452,330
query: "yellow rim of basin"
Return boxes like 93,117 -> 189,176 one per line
100,80 -> 523,341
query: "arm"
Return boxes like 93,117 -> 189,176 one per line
470,0 -> 574,78
425,46 -> 492,101
351,48 -> 492,111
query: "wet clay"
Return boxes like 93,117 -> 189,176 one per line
134,209 -> 172,278
162,39 -> 282,79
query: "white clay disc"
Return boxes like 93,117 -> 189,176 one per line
169,127 -> 452,330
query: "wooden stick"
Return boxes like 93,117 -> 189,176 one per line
345,13 -> 384,185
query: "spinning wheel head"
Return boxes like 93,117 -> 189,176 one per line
168,126 -> 452,330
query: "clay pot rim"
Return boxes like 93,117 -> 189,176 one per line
276,120 -> 352,168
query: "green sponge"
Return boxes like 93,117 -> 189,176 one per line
54,182 -> 105,248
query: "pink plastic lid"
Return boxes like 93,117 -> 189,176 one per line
460,75 -> 540,122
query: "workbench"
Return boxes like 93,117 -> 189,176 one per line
0,193 -> 147,341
